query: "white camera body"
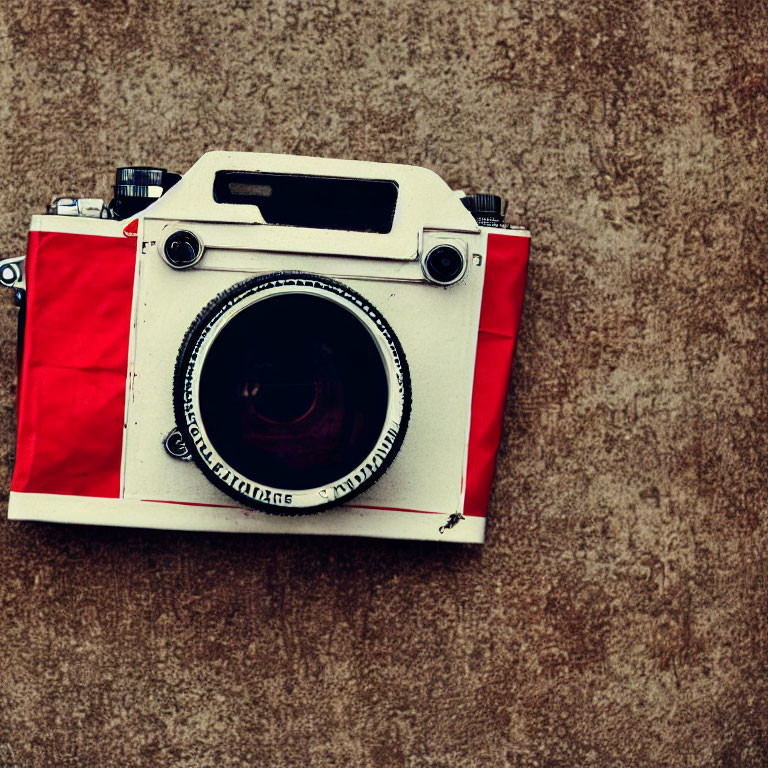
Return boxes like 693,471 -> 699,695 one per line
7,152 -> 530,543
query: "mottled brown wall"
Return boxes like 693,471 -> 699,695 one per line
0,1 -> 767,766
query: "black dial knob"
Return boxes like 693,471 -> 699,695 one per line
109,166 -> 181,220
115,166 -> 165,188
461,193 -> 505,228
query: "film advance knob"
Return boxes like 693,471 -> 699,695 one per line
461,193 -> 505,227
110,166 -> 172,219
114,166 -> 166,200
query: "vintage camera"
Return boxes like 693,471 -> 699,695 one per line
2,152 -> 529,543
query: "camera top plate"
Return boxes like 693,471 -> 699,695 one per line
141,152 -> 479,262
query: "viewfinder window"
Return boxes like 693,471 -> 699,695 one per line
213,171 -> 398,233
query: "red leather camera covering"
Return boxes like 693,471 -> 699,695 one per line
11,231 -> 136,498
464,232 -> 529,517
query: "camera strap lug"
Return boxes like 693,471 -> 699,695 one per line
0,256 -> 25,290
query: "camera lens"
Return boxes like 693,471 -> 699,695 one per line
163,230 -> 203,269
174,274 -> 412,514
198,293 -> 389,492
423,245 -> 465,285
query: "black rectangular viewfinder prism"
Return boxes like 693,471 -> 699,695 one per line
213,171 -> 398,234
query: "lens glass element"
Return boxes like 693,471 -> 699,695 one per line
198,293 -> 389,491
424,245 -> 464,284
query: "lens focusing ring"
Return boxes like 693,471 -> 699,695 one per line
423,244 -> 466,285
172,272 -> 412,515
163,230 -> 204,269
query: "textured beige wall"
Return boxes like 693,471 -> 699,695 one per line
0,1 -> 767,766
